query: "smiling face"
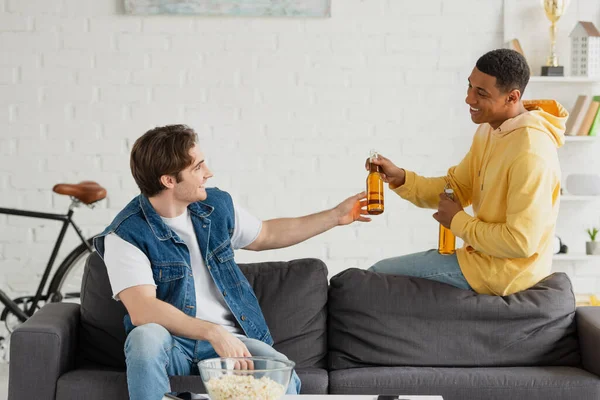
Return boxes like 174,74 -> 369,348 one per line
465,67 -> 520,129
171,144 -> 213,203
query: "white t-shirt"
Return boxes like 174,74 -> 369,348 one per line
103,201 -> 262,336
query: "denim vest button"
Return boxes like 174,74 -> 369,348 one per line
203,224 -> 207,228
241,315 -> 246,321
222,290 -> 227,297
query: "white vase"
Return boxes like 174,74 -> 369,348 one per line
586,241 -> 600,255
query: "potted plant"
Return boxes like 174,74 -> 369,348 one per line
586,227 -> 600,255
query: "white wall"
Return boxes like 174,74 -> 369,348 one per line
1,0 -> 598,308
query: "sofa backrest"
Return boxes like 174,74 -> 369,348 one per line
79,252 -> 128,368
327,269 -> 581,369
238,259 -> 329,368
79,252 -> 329,369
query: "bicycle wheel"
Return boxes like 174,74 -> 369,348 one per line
47,238 -> 95,304
2,296 -> 39,333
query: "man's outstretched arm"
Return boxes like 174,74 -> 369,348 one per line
244,191 -> 369,251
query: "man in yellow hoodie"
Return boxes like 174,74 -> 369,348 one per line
368,48 -> 568,296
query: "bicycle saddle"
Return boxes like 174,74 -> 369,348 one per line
52,181 -> 107,204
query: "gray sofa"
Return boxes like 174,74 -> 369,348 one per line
8,252 -> 600,400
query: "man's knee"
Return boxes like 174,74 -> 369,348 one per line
125,323 -> 171,360
288,370 -> 301,395
369,260 -> 392,274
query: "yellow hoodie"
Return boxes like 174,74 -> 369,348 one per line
393,100 -> 568,295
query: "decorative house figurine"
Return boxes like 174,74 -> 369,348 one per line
570,21 -> 600,77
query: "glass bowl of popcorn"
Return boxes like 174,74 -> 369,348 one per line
198,357 -> 295,400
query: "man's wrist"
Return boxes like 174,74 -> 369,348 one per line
330,207 -> 342,227
205,323 -> 221,343
390,169 -> 406,189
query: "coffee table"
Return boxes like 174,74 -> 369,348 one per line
283,396 -> 443,399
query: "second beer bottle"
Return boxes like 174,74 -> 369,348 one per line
366,150 -> 384,215
438,187 -> 456,255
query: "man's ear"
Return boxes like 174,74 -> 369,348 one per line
160,174 -> 176,189
506,89 -> 521,105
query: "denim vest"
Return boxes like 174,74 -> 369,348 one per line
93,188 -> 273,345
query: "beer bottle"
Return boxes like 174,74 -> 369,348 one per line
438,187 -> 456,255
366,150 -> 384,215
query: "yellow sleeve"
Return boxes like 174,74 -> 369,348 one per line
447,149 -> 473,208
391,149 -> 474,209
450,154 -> 555,259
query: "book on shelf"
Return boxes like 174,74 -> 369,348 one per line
565,95 -> 592,135
588,96 -> 600,137
577,97 -> 600,136
506,39 -> 526,59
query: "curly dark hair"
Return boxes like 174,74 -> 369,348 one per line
130,124 -> 197,197
476,49 -> 530,95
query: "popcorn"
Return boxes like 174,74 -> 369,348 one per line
205,374 -> 286,400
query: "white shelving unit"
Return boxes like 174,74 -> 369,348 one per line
529,76 -> 600,84
560,195 -> 600,202
504,0 -> 600,295
564,136 -> 598,142
548,78 -> 599,210
554,253 -> 600,261
527,78 -> 600,290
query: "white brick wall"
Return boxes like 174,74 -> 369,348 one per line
1,0 -> 599,314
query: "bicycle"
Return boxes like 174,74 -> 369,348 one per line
0,181 -> 107,335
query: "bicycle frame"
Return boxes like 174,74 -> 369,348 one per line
0,200 -> 92,321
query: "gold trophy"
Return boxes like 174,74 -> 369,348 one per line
541,0 -> 569,76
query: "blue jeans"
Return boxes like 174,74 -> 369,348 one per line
368,249 -> 473,290
124,323 -> 301,400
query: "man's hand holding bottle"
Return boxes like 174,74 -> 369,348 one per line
364,154 -> 406,189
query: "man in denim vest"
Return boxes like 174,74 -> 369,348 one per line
94,125 -> 370,400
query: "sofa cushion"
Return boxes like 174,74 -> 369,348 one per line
55,366 -> 328,399
79,253 -> 328,369
238,259 -> 329,369
328,366 -> 600,400
328,269 -> 580,369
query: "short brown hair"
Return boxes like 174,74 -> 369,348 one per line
130,124 -> 197,197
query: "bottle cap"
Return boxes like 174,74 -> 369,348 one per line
369,149 -> 378,161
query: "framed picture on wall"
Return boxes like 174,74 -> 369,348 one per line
124,0 -> 331,17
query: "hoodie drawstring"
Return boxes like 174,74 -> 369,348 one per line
479,132 -> 493,191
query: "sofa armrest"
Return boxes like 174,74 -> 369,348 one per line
577,306 -> 600,377
8,303 -> 80,400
